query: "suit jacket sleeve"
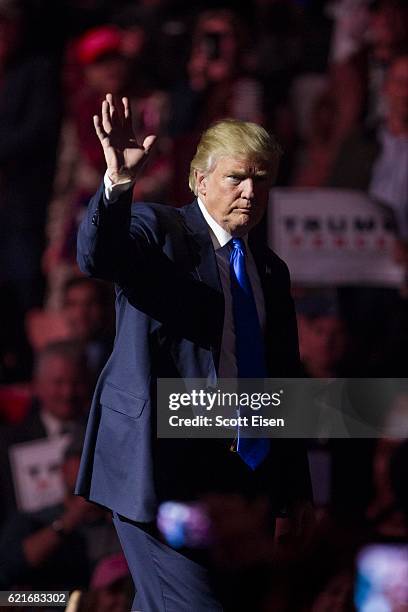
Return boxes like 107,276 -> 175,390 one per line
77,181 -> 152,283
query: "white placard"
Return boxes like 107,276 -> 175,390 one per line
268,188 -> 405,286
9,435 -> 71,513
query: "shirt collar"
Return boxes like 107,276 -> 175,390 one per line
197,197 -> 231,249
40,409 -> 74,437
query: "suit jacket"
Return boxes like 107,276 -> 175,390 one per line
75,183 -> 311,522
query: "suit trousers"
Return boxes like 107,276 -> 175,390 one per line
112,513 -> 223,612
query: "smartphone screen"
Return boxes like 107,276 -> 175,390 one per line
354,543 -> 408,611
157,501 -> 212,549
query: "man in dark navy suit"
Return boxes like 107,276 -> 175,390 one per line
75,93 -> 312,611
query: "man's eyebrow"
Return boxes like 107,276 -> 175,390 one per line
227,170 -> 246,177
227,169 -> 269,177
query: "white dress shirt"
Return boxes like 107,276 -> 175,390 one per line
104,173 -> 266,377
369,128 -> 408,239
40,409 -> 75,437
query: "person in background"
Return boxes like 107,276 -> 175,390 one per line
0,435 -> 121,590
369,54 -> 408,246
0,341 -> 91,523
365,436 -> 408,539
61,277 -> 114,381
169,9 -> 265,204
171,8 -> 264,135
365,391 -> 408,539
42,25 -> 131,308
0,0 -> 61,312
290,86 -> 348,187
295,292 -> 350,378
26,276 -> 114,373
327,53 -> 408,374
294,291 -> 351,512
327,0 -> 408,142
0,0 -> 61,380
44,24 -> 172,307
21,341 -> 90,438
78,552 -> 133,612
328,54 -> 408,236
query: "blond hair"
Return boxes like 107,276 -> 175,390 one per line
189,119 -> 282,195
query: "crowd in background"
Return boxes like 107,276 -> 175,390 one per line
0,0 -> 407,610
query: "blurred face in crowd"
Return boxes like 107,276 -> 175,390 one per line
95,580 -> 132,612
63,281 -> 105,341
120,26 -> 146,60
196,156 -> 274,237
189,10 -> 246,85
197,16 -> 237,69
298,315 -> 348,375
35,355 -> 89,421
385,56 -> 408,128
84,53 -> 128,95
368,6 -> 407,62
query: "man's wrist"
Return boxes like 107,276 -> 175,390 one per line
107,171 -> 136,185
104,171 -> 134,201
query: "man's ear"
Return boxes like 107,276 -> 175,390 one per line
195,170 -> 207,196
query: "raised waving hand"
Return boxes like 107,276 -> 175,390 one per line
93,93 -> 156,184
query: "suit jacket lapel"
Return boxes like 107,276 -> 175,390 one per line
180,201 -> 222,292
180,200 -> 224,372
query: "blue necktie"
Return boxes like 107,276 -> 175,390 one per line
229,238 -> 271,469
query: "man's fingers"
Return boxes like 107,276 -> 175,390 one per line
107,92 -> 123,127
101,99 -> 112,133
142,134 -> 157,154
93,115 -> 107,143
106,92 -> 116,120
123,96 -> 136,139
122,96 -> 131,122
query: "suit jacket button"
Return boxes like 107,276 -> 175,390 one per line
91,213 -> 99,226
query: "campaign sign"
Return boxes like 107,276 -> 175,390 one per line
9,435 -> 71,513
268,188 -> 404,286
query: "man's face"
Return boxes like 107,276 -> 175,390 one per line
196,156 -> 275,236
64,282 -> 104,341
35,356 -> 89,421
298,315 -> 347,370
85,55 -> 128,95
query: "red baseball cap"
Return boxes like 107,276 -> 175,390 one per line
76,25 -> 122,65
